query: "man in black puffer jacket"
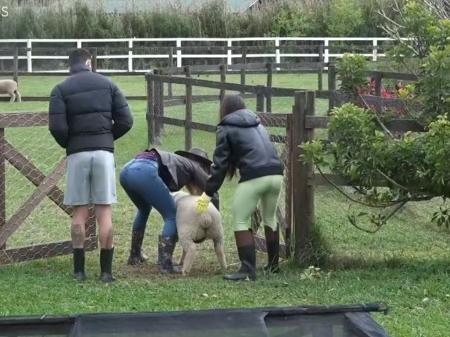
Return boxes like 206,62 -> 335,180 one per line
49,48 -> 133,283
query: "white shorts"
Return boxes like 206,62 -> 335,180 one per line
64,150 -> 117,206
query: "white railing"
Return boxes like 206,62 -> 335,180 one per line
0,37 -> 394,73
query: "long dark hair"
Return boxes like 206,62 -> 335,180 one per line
220,95 -> 246,179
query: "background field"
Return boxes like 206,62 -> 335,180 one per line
0,74 -> 448,337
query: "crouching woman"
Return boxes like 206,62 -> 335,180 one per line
119,148 -> 218,273
198,95 -> 284,281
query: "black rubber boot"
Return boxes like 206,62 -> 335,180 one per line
263,226 -> 280,274
73,248 -> 86,281
224,245 -> 256,281
100,248 -> 115,283
127,230 -> 148,265
156,235 -> 181,271
158,235 -> 178,273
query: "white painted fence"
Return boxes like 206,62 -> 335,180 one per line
0,37 -> 393,73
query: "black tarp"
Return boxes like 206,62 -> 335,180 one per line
0,303 -> 390,337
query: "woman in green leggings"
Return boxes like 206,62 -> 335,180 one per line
197,95 -> 284,281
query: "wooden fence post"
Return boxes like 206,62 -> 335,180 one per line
13,48 -> 19,84
168,47 -> 173,99
240,47 -> 247,94
285,115 -> 294,258
0,128 -> 5,250
318,45 -> 324,91
91,48 -> 97,72
219,64 -> 227,103
185,66 -> 193,151
266,63 -> 273,113
153,69 -> 162,145
292,91 -> 315,266
256,85 -> 265,112
146,74 -> 155,146
373,71 -> 383,113
158,69 -> 165,136
328,63 -> 336,112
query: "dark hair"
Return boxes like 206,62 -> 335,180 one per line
69,48 -> 91,67
219,95 -> 246,179
220,95 -> 246,120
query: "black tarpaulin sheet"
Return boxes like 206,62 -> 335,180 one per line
0,303 -> 391,337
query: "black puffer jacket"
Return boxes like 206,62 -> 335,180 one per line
49,64 -> 133,155
205,109 -> 283,197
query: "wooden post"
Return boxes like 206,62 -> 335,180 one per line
185,66 -> 192,151
146,74 -> 155,145
153,69 -> 162,145
91,48 -> 97,72
374,71 -> 382,97
266,63 -> 273,112
256,86 -> 265,112
158,69 -> 165,136
328,63 -> 336,112
168,47 -> 173,99
0,128 -> 4,250
219,64 -> 227,103
318,45 -> 324,91
13,48 -> 19,85
292,91 -> 315,266
240,47 -> 247,94
285,115 -> 293,258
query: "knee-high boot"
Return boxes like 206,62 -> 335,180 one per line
224,230 -> 256,281
158,235 -> 177,273
127,230 -> 148,265
264,226 -> 280,273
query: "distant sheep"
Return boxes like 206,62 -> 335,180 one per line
173,191 -> 227,275
0,80 -> 21,103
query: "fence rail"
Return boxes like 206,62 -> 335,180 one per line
0,37 -> 397,72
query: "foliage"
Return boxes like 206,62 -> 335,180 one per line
270,2 -> 325,37
325,0 -> 364,36
0,0 -> 408,38
336,54 -> 369,93
382,0 -> 450,63
414,45 -> 450,123
302,103 -> 450,229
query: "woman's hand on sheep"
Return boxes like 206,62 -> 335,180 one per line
196,193 -> 211,214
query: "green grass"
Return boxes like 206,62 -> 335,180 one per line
0,75 -> 448,337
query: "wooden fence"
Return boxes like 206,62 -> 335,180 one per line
146,71 -> 324,264
0,37 -> 393,72
0,113 -> 97,265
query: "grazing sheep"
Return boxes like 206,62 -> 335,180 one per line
0,79 -> 21,103
173,191 -> 227,275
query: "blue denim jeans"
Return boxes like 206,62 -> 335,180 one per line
119,159 -> 177,236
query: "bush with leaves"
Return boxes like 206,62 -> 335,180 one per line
302,103 -> 450,230
336,54 -> 369,93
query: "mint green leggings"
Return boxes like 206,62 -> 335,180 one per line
232,175 -> 283,232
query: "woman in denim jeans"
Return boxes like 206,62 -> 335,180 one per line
120,148 -> 218,273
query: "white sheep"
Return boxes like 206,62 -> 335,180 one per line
0,79 -> 21,103
172,191 -> 227,275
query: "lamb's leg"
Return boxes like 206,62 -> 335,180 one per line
180,240 -> 197,275
9,92 -> 15,103
178,250 -> 187,266
213,238 -> 227,269
15,90 -> 21,103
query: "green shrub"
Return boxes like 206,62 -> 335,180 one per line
336,54 -> 369,93
325,0 -> 364,37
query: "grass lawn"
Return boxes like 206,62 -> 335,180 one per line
0,75 -> 448,337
